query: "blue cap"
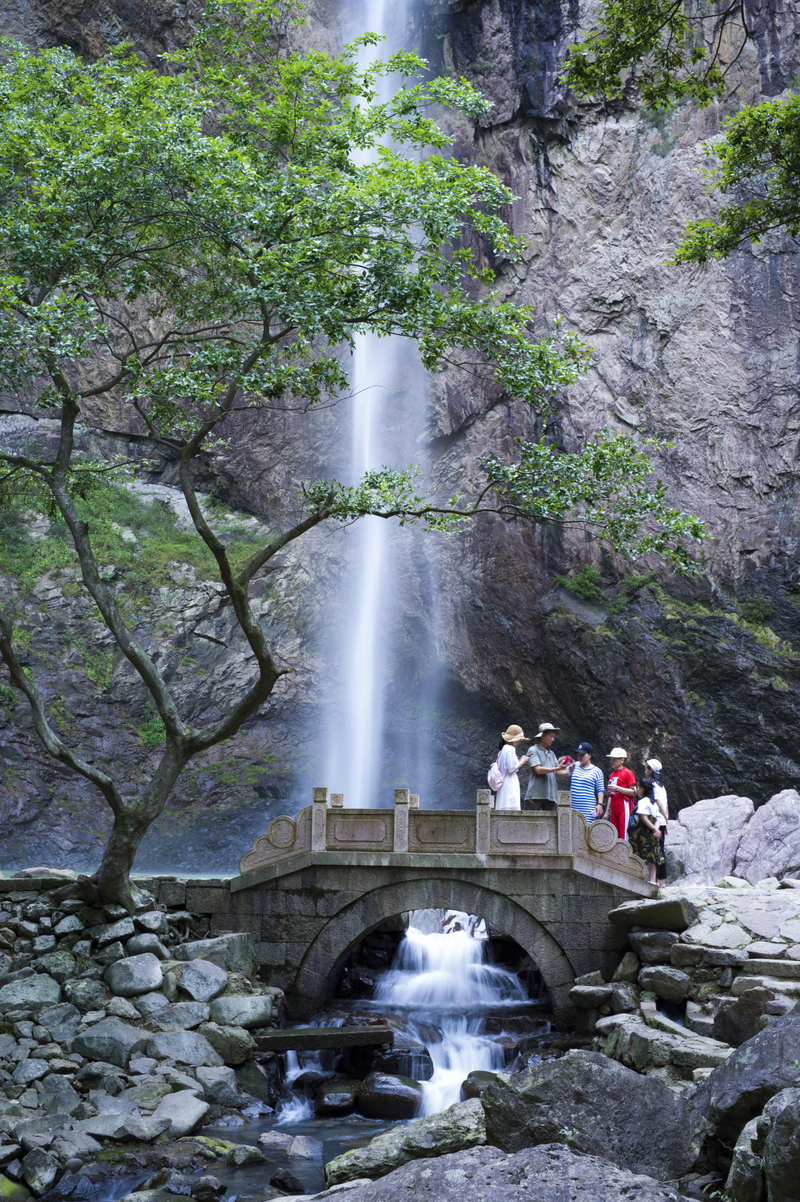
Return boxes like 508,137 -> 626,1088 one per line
576,742 -> 593,754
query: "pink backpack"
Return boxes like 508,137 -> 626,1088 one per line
487,760 -> 505,792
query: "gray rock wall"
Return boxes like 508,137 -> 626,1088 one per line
1,0 -> 799,871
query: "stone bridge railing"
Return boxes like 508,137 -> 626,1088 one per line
236,787 -> 652,897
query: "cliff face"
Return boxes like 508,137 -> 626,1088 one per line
1,0 -> 799,873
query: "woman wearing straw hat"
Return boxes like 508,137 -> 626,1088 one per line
495,725 -> 529,811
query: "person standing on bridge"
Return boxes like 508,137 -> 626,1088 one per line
523,723 -> 570,812
605,747 -> 637,840
567,742 -> 604,824
494,725 -> 529,811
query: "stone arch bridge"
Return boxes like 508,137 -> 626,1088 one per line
164,789 -> 654,1028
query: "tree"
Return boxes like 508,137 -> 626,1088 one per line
0,0 -> 706,907
565,0 -> 800,261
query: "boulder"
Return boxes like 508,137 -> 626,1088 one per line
608,897 -> 699,932
234,1059 -> 278,1104
172,935 -> 255,977
40,1075 -> 81,1117
713,988 -> 776,1047
269,1167 -> 305,1195
481,1050 -> 695,1181
174,960 -> 228,1004
0,1176 -> 43,1202
324,1144 -> 684,1202
49,1132 -> 102,1164
103,995 -> 138,1020
63,979 -> 111,1013
146,1030 -> 224,1067
208,992 -> 281,1029
37,1002 -> 80,1042
126,934 -> 168,960
105,953 -> 163,997
0,975 -> 60,1016
612,951 -> 641,983
195,1067 -> 241,1106
135,912 -> 168,936
154,1002 -> 210,1031
151,1090 -> 210,1137
73,1018 -> 149,1069
36,951 -> 76,984
638,966 -> 690,1002
199,1022 -> 256,1066
12,1060 -> 48,1086
92,918 -> 136,947
325,1098 -> 486,1186
73,1114 -> 166,1142
460,1071 -> 509,1099
20,1148 -> 57,1196
119,1081 -> 172,1112
628,931 -> 680,965
315,1079 -> 360,1116
358,1072 -> 422,1120
666,796 -> 755,884
570,985 -> 612,1009
763,1087 -> 800,1202
734,790 -> 800,884
692,1005 -> 800,1143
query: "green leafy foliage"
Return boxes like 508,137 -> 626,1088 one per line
674,96 -> 800,261
554,564 -> 605,602
565,1 -> 800,262
139,703 -> 166,749
564,0 -> 738,110
0,2 -> 702,568
737,590 -> 774,626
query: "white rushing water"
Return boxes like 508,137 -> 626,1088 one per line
374,911 -> 529,1114
320,0 -> 441,808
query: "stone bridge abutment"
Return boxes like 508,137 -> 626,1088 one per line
138,790 -> 655,1028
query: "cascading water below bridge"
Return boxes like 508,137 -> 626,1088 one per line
372,911 -> 533,1115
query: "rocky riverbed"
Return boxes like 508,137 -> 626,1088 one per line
2,832 -> 800,1202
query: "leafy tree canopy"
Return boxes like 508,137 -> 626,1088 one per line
564,0 -> 800,262
0,0 -> 705,903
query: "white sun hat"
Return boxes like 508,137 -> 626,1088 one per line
647,758 -> 663,772
606,747 -> 628,759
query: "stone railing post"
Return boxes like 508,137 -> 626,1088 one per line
409,794 -> 420,809
557,790 -> 572,856
330,793 -> 344,808
312,787 -> 328,851
394,789 -> 410,852
476,789 -> 491,854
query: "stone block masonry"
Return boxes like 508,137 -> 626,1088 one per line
110,791 -> 654,1029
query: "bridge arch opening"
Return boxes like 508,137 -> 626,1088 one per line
336,910 -> 548,1008
289,877 -> 578,1027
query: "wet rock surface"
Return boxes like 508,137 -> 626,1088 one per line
481,1050 -> 694,1181
316,1144 -> 684,1201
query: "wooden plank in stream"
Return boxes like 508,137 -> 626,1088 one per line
256,1025 -> 394,1053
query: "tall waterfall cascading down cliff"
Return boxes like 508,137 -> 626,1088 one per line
320,0 -> 441,808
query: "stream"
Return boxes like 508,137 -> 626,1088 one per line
206,909 -> 554,1199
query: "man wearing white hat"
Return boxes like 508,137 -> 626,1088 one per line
523,723 -> 570,812
605,747 -> 636,841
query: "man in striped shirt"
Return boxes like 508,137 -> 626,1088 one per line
568,742 -> 605,823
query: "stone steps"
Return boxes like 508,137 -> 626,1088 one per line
731,975 -> 800,998
739,958 -> 800,979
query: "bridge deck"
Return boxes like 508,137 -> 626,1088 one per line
234,788 -> 655,898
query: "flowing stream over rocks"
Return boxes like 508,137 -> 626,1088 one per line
259,911 -> 548,1141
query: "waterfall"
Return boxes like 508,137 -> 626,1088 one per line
374,911 -> 529,1115
320,0 -> 441,808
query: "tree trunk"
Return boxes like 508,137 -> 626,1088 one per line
94,749 -> 187,908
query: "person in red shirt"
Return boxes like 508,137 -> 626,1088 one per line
604,747 -> 637,841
